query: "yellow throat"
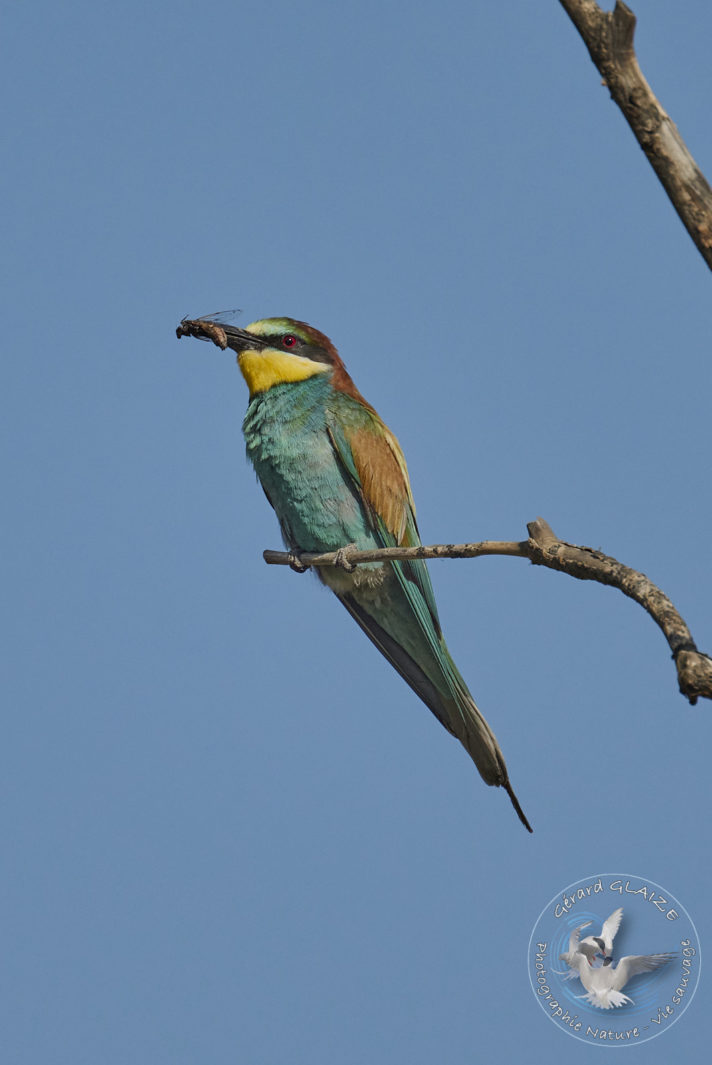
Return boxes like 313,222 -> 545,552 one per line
237,347 -> 330,397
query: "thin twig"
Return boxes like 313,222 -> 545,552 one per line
264,517 -> 712,705
558,0 -> 712,270
264,539 -> 529,567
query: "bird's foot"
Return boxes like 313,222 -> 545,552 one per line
288,553 -> 309,573
333,543 -> 358,572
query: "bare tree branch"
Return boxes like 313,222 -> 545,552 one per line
264,517 -> 712,706
558,0 -> 712,270
177,320 -> 712,704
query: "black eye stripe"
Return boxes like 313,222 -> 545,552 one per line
268,333 -> 332,365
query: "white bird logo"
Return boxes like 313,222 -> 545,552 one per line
579,907 -> 623,964
556,908 -> 623,978
570,950 -> 675,1010
555,909 -> 675,1009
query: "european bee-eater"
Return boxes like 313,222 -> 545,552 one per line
177,315 -> 531,831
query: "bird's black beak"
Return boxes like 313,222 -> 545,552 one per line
176,318 -> 264,354
219,324 -> 265,353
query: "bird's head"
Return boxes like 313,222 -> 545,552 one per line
590,936 -> 614,965
215,316 -> 358,399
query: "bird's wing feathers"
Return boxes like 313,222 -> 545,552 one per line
324,397 -> 516,797
336,591 -> 456,738
348,423 -> 415,543
554,923 -> 594,978
569,922 -> 592,952
601,908 -> 623,950
325,403 -> 441,633
612,953 -> 676,990
324,404 -> 461,728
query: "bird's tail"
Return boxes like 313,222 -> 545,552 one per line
338,588 -> 532,832
581,990 -> 633,1010
445,662 -> 532,832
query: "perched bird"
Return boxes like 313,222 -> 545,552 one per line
579,907 -> 623,965
177,315 -> 531,830
567,949 -> 676,1010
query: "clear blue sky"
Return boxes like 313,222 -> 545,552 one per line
3,1 -> 710,1062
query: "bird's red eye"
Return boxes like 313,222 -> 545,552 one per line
283,334 -> 297,348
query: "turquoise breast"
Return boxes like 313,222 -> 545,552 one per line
242,375 -> 379,555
